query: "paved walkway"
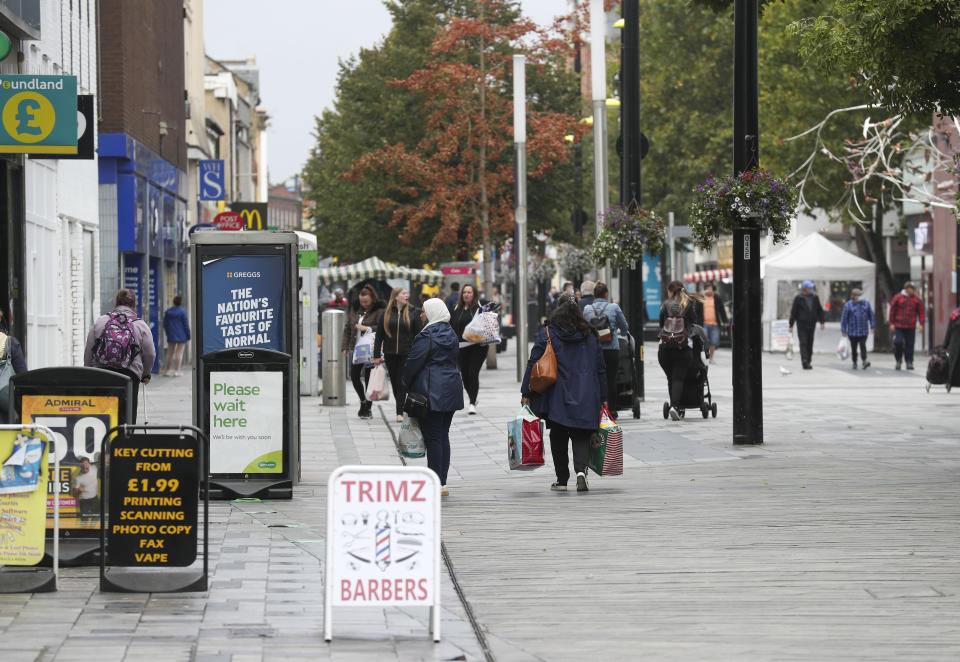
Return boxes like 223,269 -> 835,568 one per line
2,343 -> 959,661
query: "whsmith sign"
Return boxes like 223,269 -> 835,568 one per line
0,75 -> 78,154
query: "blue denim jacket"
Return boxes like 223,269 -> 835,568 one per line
582,299 -> 629,350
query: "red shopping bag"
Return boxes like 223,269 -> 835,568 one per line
588,406 -> 623,476
507,406 -> 545,470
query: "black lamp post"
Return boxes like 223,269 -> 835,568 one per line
732,0 -> 763,445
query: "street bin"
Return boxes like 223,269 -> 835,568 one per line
322,308 -> 346,406
202,348 -> 297,499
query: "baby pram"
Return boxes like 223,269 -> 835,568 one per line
615,332 -> 642,419
661,325 -> 717,419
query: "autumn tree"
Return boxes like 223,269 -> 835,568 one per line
346,0 -> 583,296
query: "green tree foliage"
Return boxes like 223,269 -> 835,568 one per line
789,0 -> 960,116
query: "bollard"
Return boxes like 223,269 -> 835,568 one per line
322,308 -> 347,406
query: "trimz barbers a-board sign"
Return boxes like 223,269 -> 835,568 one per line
324,466 -> 441,642
191,232 -> 300,500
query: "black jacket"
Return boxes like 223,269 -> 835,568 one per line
450,303 -> 481,341
789,293 -> 824,328
944,309 -> 960,387
374,305 -> 422,357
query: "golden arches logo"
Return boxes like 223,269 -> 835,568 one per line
238,209 -> 262,230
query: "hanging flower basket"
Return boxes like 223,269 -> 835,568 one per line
530,254 -> 557,283
559,248 -> 595,281
590,205 -> 665,270
689,169 -> 799,250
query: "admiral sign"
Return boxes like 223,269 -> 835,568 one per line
0,75 -> 78,154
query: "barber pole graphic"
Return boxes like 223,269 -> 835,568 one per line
375,511 -> 391,571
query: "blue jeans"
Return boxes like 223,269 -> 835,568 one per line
893,327 -> 916,365
419,410 -> 454,485
704,324 -> 721,348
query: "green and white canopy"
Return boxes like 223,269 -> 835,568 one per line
316,256 -> 443,287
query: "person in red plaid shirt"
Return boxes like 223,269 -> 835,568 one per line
888,281 -> 924,370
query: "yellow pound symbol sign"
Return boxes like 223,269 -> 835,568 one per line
3,92 -> 56,143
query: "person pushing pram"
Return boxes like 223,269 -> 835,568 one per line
658,281 -> 717,420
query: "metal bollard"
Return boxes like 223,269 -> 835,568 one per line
321,308 -> 347,406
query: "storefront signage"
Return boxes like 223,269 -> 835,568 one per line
213,211 -> 244,231
230,202 -> 267,230
200,255 -> 285,355
0,75 -> 78,154
0,430 -> 50,565
21,395 -> 118,532
325,466 -> 441,641
199,160 -> 225,200
208,371 -> 282,474
107,433 -> 198,566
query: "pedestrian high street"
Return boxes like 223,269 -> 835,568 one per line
3,345 -> 958,661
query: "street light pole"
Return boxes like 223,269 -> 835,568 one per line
732,0 -> 763,445
591,0 -> 609,286
514,54 -> 529,381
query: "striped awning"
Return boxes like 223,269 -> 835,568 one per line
317,256 -> 443,287
683,268 -> 732,283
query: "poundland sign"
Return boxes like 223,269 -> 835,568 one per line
0,75 -> 78,154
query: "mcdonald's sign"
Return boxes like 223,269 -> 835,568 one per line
230,202 -> 268,230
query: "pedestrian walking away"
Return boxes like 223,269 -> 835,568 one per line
658,281 -> 701,420
943,305 -> 960,388
888,281 -> 924,370
521,292 -> 607,493
444,282 -> 460,312
161,294 -> 191,377
449,284 -> 486,414
341,284 -> 385,419
374,287 -> 422,422
578,280 -> 596,312
0,311 -> 28,425
789,280 -> 825,369
84,289 -> 155,423
582,282 -> 628,420
700,283 -> 728,363
840,288 -> 875,369
403,298 -> 464,496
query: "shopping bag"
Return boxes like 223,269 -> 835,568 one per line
588,406 -> 623,476
353,330 -> 375,365
836,336 -> 850,361
398,414 -> 425,458
506,405 -> 545,470
365,364 -> 390,401
463,311 -> 501,345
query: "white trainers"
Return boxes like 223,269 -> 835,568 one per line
669,407 -> 680,421
468,403 -> 477,415
576,472 -> 588,492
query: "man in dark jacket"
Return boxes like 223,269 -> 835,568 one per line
789,280 -> 825,370
943,306 -> 960,388
578,280 -> 596,312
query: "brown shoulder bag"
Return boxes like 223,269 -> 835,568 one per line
529,327 -> 557,394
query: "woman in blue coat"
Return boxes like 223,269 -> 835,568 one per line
403,298 -> 464,495
162,295 -> 191,377
522,293 -> 607,493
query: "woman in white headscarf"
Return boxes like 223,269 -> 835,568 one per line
403,298 -> 464,496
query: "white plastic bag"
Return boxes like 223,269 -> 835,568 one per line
365,363 -> 390,401
353,330 -> 375,365
463,310 -> 500,345
398,414 -> 425,458
836,336 -> 850,361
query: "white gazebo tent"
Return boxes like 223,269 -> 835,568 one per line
761,233 -> 876,353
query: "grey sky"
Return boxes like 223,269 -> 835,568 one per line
204,0 -> 570,184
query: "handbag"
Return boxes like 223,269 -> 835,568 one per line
529,327 -> 557,394
402,332 -> 432,418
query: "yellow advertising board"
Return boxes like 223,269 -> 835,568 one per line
21,395 -> 118,531
0,430 -> 50,565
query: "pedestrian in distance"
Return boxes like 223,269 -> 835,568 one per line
403,298 -> 464,497
700,283 -> 728,364
840,288 -> 875,370
888,281 -> 924,370
330,288 -> 348,307
444,282 -> 460,312
449,283 -> 486,415
84,289 -> 155,423
521,292 -> 607,493
341,284 -> 385,419
0,311 -> 27,425
658,281 -> 701,420
578,280 -> 596,311
374,287 -> 422,423
789,280 -> 825,370
161,294 -> 191,377
582,282 -> 629,420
